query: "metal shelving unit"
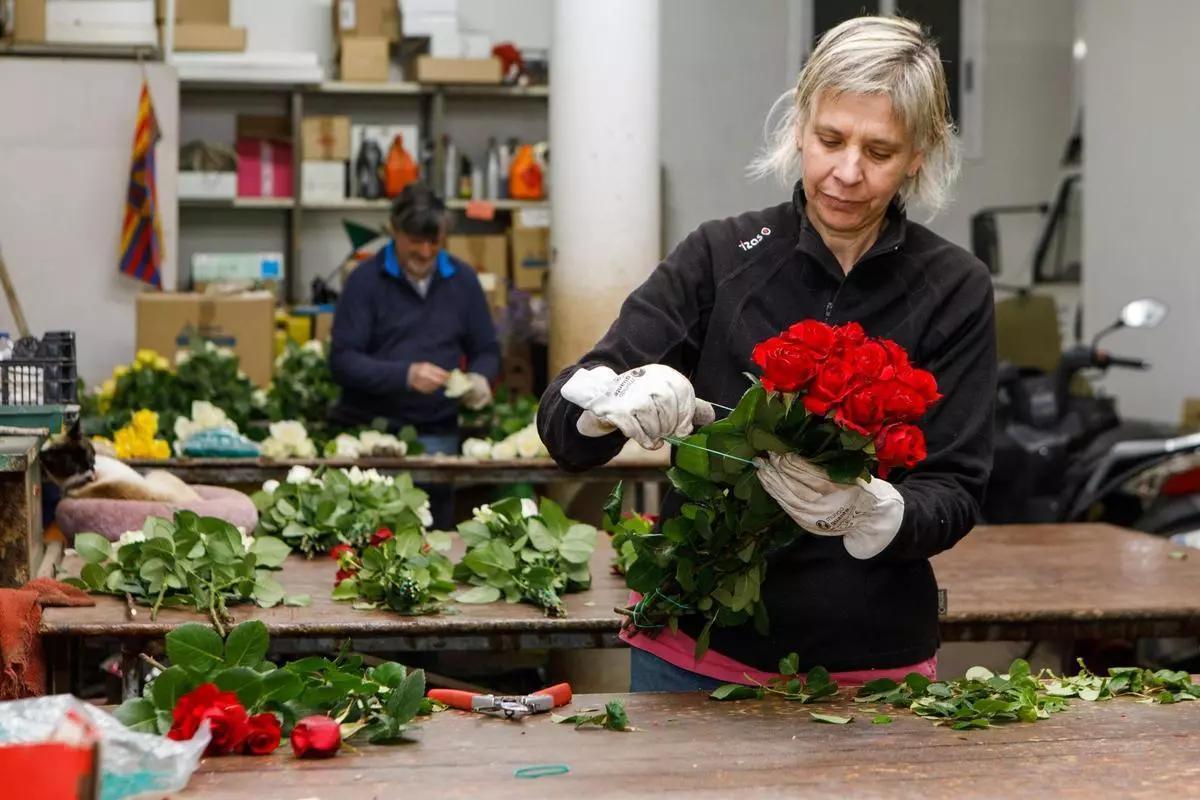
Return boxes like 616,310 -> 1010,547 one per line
178,77 -> 549,302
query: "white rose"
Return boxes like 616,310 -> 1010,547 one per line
260,438 -> 286,460
269,420 -> 309,449
174,349 -> 192,366
237,527 -> 255,551
218,347 -> 236,360
363,468 -> 386,484
514,428 -> 544,459
204,341 -> 217,353
302,339 -> 325,356
443,369 -> 472,399
286,465 -> 314,485
344,466 -> 366,486
332,434 -> 362,459
295,438 -> 317,459
490,440 -> 518,460
118,529 -> 146,547
274,352 -> 287,369
193,401 -> 232,432
520,498 -> 539,518
462,438 -> 493,459
472,504 -> 497,525
252,388 -> 268,409
418,501 -> 433,528
174,416 -> 197,443
262,479 -> 280,494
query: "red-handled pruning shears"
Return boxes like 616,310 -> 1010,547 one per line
428,683 -> 573,719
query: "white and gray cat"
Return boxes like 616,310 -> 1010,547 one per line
40,420 -> 201,503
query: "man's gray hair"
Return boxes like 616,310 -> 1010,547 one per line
749,15 -> 961,215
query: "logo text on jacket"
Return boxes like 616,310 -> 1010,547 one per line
738,226 -> 772,251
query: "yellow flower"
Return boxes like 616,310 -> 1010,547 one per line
149,439 -> 170,460
135,349 -> 159,367
99,378 -> 116,398
130,409 -> 160,439
154,355 -> 169,371
112,364 -> 130,380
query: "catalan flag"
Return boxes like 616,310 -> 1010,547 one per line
119,81 -> 163,287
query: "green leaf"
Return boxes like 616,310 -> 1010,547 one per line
80,562 -> 108,591
904,673 -> 932,694
371,662 -> 407,688
331,578 -> 359,600
456,585 -> 502,604
603,482 -> 625,529
809,712 -> 852,724
748,426 -> 791,454
559,525 -> 597,564
710,684 -> 762,701
675,433 -> 710,478
251,537 -> 291,568
284,594 -> 312,607
252,573 -> 286,607
387,669 -> 427,723
539,498 -> 571,536
224,620 -> 269,667
260,668 -> 304,704
964,666 -> 994,682
424,530 -> 453,552
150,666 -> 194,711
779,653 -> 800,677
165,623 -> 225,675
872,714 -> 893,725
115,698 -> 158,733
666,467 -> 721,500
74,533 -> 112,564
526,519 -> 558,552
214,667 -> 265,709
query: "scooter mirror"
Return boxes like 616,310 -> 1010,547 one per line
1120,298 -> 1168,329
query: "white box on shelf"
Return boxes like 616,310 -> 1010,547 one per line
461,31 -> 491,59
192,252 -> 285,284
401,0 -> 458,18
349,123 -> 419,197
429,30 -> 462,58
403,11 -> 456,37
302,161 -> 347,202
179,171 -> 237,200
46,0 -> 156,43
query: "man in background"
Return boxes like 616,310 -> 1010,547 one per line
330,183 -> 499,528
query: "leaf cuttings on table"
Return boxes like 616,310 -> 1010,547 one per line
709,655 -> 839,704
551,699 -> 633,732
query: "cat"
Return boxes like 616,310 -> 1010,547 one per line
40,419 -> 201,503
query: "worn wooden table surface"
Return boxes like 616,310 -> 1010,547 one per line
45,523 -> 1200,645
125,455 -> 669,487
178,690 -> 1200,799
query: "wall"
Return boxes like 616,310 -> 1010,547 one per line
0,59 -> 178,387
1083,0 -> 1200,423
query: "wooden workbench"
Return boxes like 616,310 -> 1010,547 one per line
125,455 -> 669,487
179,689 -> 1200,799
43,524 -> 1200,697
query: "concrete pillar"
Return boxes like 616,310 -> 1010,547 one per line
548,0 -> 661,375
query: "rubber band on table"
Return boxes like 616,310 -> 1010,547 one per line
515,764 -> 570,779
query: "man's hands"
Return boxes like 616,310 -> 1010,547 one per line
460,373 -> 493,410
755,452 -> 905,559
408,362 -> 450,394
560,364 -> 716,450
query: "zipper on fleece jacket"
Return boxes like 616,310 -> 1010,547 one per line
822,243 -> 902,323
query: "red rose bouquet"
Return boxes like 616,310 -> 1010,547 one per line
608,320 -> 940,656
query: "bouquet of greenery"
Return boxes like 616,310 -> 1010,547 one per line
330,527 -> 457,614
66,512 -> 298,633
607,320 -> 940,657
452,497 -> 597,616
266,340 -> 340,424
252,466 -> 433,556
117,620 -> 434,746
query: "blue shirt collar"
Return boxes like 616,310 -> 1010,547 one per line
382,241 -> 456,280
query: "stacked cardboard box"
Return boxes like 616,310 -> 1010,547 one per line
136,292 -> 275,387
334,0 -> 400,82
302,116 -> 351,202
156,0 -> 245,51
236,115 -> 293,199
510,207 -> 550,292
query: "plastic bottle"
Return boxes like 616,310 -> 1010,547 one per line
443,136 -> 458,199
356,138 -> 384,200
509,143 -> 544,200
0,331 -> 12,361
384,134 -> 419,197
458,154 -> 473,199
484,137 -> 501,200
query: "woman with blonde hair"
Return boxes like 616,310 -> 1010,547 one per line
539,16 -> 996,690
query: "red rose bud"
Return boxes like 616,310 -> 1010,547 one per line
803,358 -> 858,415
334,568 -> 357,586
834,321 -> 867,348
370,528 -> 395,547
782,319 -> 838,357
900,367 -> 941,404
329,543 -> 354,561
847,341 -> 892,380
189,690 -> 250,756
881,340 -> 911,371
835,385 -> 887,436
880,382 -> 929,422
243,713 -> 282,755
291,715 -> 341,759
875,423 -> 928,478
752,337 -> 819,393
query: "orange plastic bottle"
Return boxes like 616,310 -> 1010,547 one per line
384,134 -> 419,197
509,143 -> 544,200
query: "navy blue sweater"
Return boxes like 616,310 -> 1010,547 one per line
330,243 -> 501,433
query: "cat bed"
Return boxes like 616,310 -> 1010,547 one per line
56,486 -> 259,543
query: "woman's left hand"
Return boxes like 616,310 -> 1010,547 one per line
754,452 -> 905,559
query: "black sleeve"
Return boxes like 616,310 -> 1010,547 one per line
459,272 -> 501,380
536,227 -> 716,472
329,267 -> 412,394
885,267 -> 997,560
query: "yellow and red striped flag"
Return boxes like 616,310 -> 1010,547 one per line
119,81 -> 163,287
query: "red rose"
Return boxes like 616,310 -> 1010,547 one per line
899,366 -> 941,405
334,568 -> 357,585
752,336 -> 819,393
875,423 -> 928,477
834,321 -> 867,349
879,381 -> 929,422
782,320 -> 837,357
291,715 -> 341,759
168,682 -> 223,741
846,341 -> 892,380
882,340 -> 911,371
167,684 -> 250,756
370,528 -> 394,547
329,543 -> 354,561
803,358 -> 858,415
243,712 -> 282,755
835,385 -> 887,436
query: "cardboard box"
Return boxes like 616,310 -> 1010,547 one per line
14,0 -> 46,42
415,56 -> 501,84
236,139 -> 294,198
446,234 -> 507,308
301,161 -> 347,203
500,342 -> 534,396
174,22 -> 245,51
236,114 -> 291,141
302,116 -> 351,161
192,252 -> 284,285
334,0 -> 400,41
136,292 -> 275,386
510,208 -> 550,292
340,36 -> 389,82
46,0 -> 156,45
160,0 -> 229,24
179,170 -> 236,200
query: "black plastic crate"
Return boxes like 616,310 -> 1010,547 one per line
0,331 -> 77,406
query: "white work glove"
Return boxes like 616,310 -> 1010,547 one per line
444,370 -> 493,411
755,452 -> 905,559
560,364 -> 716,450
